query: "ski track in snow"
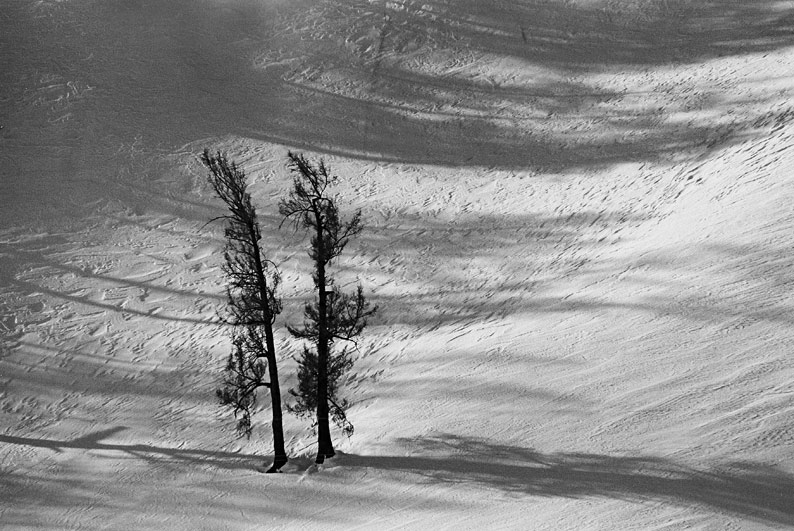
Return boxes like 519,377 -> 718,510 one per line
2,0 -> 794,529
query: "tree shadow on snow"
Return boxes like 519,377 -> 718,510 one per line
2,429 -> 792,525
342,434 -> 794,525
336,207 -> 794,329
234,0 -> 794,169
411,0 -> 794,68
0,427 -> 263,471
340,209 -> 646,327
6,0 -> 794,229
0,427 -> 339,527
0,238 -> 224,327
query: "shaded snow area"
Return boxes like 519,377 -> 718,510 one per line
2,0 -> 794,528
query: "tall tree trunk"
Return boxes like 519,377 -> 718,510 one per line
204,149 -> 289,473
265,342 -> 288,471
263,314 -> 288,471
315,212 -> 335,463
281,153 -> 371,464
250,222 -> 288,472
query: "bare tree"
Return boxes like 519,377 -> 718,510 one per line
279,152 -> 376,464
201,149 -> 288,473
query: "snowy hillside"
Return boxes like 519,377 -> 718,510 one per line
2,0 -> 793,529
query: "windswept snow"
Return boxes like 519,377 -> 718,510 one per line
2,0 -> 794,529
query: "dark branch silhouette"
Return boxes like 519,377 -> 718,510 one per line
280,152 -> 376,464
202,149 -> 288,472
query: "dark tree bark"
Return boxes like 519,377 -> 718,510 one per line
201,149 -> 288,473
279,152 -> 375,464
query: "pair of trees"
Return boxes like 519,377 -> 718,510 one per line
202,149 -> 375,471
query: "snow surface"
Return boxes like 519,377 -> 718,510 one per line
2,0 -> 794,528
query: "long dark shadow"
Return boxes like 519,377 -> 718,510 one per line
5,0 -> 793,233
228,0 -> 794,169
3,429 -> 791,524
0,428 -> 260,471
341,434 -> 794,525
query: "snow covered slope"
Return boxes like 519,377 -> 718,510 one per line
2,0 -> 793,529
